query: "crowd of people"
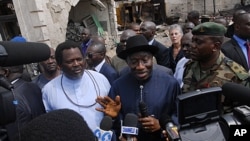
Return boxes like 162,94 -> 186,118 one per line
0,9 -> 250,141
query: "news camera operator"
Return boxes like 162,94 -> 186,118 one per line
0,41 -> 50,141
96,35 -> 181,141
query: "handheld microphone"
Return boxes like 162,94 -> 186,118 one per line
139,101 -> 149,117
122,113 -> 138,141
165,122 -> 181,141
94,115 -> 113,141
0,41 -> 50,67
222,82 -> 250,106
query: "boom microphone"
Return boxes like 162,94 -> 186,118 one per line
94,115 -> 113,141
0,41 -> 50,67
122,113 -> 138,141
222,82 -> 250,106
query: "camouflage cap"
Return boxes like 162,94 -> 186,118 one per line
192,22 -> 226,36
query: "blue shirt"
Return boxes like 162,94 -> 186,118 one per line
233,35 -> 249,65
174,57 -> 190,88
80,39 -> 92,55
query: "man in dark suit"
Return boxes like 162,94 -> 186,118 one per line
1,65 -> 45,141
140,21 -> 170,68
221,12 -> 250,71
86,41 -> 118,84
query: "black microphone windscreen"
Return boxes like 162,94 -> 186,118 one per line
0,41 -> 50,67
222,82 -> 250,106
100,115 -> 113,131
124,113 -> 138,127
139,101 -> 148,117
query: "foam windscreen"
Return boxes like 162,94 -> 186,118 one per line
0,41 -> 50,67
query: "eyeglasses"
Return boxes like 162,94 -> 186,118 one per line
86,52 -> 103,58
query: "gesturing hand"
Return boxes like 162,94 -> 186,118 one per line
95,95 -> 121,118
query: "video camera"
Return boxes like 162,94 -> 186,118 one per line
167,86 -> 250,141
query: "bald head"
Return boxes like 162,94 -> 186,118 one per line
117,29 -> 137,54
141,21 -> 156,31
91,36 -> 105,44
140,21 -> 157,41
120,29 -> 137,42
88,41 -> 106,53
234,12 -> 250,24
233,9 -> 246,22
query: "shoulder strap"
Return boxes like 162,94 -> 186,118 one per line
223,57 -> 250,81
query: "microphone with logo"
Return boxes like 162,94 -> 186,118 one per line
165,122 -> 181,141
160,107 -> 181,141
121,113 -> 139,141
94,115 -> 113,141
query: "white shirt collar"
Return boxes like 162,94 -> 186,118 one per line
11,78 -> 19,84
94,59 -> 105,72
148,39 -> 154,45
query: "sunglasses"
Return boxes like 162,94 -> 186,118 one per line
86,52 -> 103,58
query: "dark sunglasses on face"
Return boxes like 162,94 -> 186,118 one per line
86,52 -> 103,58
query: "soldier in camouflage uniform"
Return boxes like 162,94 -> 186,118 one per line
182,22 -> 250,113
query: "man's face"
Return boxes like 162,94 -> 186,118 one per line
127,51 -> 153,81
190,35 -> 215,61
131,25 -> 140,34
140,23 -> 153,41
81,29 -> 91,43
236,14 -> 250,39
181,35 -> 193,59
183,22 -> 194,34
60,48 -> 85,79
85,45 -> 104,68
40,48 -> 58,74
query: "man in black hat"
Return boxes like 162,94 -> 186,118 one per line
96,35 -> 181,141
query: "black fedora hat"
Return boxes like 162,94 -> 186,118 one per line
117,35 -> 159,60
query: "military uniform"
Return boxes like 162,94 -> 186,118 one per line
182,52 -> 250,93
182,52 -> 250,113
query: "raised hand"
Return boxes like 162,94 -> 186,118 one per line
95,95 -> 121,118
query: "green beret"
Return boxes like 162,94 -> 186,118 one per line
192,22 -> 226,36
